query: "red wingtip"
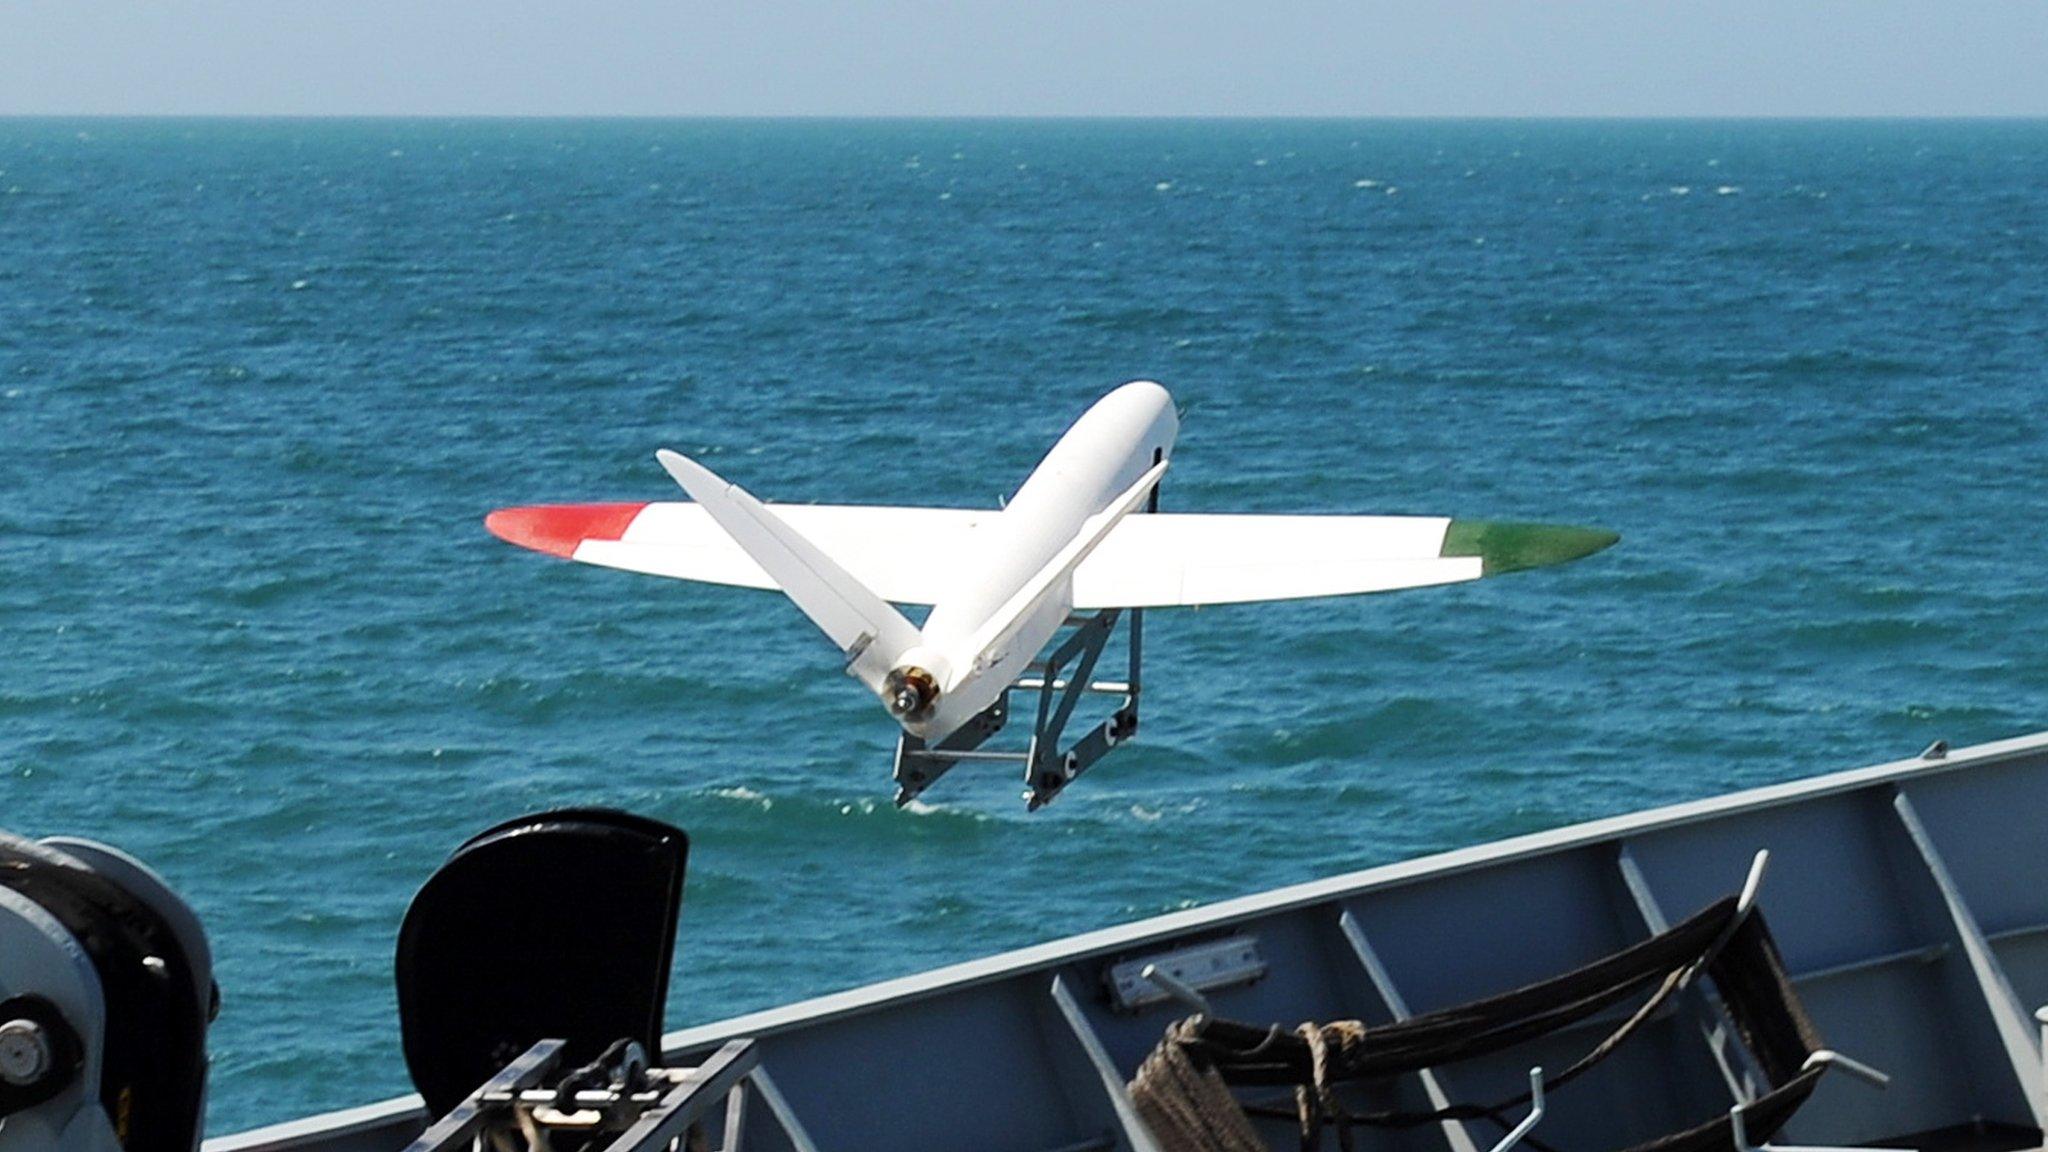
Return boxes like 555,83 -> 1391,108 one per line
485,503 -> 648,559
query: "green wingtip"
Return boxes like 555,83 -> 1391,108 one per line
1441,520 -> 1620,576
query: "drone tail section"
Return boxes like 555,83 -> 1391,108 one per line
654,449 -> 923,695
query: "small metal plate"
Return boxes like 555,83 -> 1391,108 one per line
1105,936 -> 1266,1012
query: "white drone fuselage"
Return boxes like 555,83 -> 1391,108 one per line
903,380 -> 1177,742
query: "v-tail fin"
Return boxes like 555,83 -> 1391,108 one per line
654,450 -> 922,692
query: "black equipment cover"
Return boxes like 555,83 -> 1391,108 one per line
395,809 -> 688,1116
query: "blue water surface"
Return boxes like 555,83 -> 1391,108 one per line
2,119 -> 2045,1134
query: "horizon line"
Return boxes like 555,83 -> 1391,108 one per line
5,111 -> 2048,123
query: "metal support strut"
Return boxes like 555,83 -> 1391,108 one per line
891,605 -> 1143,810
892,454 -> 1159,811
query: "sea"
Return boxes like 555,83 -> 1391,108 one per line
2,118 -> 2045,1135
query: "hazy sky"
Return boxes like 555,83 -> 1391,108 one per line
4,1 -> 2046,117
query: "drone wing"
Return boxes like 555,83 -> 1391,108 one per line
487,505 -> 1614,610
1070,515 -> 1618,608
486,500 -> 989,606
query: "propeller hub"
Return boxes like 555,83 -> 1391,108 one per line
883,665 -> 941,721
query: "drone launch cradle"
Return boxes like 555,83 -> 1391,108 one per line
892,604 -> 1143,810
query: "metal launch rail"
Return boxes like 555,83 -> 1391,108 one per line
213,729 -> 2048,1152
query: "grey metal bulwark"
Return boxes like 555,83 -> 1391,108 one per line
210,730 -> 2048,1152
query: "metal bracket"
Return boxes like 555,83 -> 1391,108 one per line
1802,1049 -> 1890,1089
892,606 -> 1143,810
1727,1050 -> 1900,1152
1486,1069 -> 1546,1152
1105,936 -> 1265,1013
1727,1058 -> 1897,1152
402,1040 -> 568,1152
891,693 -> 1016,802
596,1041 -> 757,1152
402,1038 -> 818,1152
1139,965 -> 1211,1020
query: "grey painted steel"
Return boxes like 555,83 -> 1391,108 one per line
1337,909 -> 1482,1152
721,1081 -> 749,1152
211,729 -> 2048,1152
1889,789 -> 2047,1124
1050,974 -> 1164,1152
2039,1008 -> 2048,1106
207,1097 -> 424,1152
1615,844 -> 1764,1103
746,1069 -> 821,1152
1110,937 -> 1264,1012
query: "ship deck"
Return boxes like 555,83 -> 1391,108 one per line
213,730 -> 2048,1152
